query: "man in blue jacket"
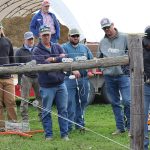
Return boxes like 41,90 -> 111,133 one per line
30,0 -> 60,43
33,25 -> 69,140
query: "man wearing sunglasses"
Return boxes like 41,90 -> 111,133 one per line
30,0 -> 60,43
97,18 -> 131,135
62,28 -> 93,132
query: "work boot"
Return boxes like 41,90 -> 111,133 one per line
61,135 -> 70,141
45,137 -> 53,141
112,129 -> 125,135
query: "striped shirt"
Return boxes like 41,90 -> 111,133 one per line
42,12 -> 56,34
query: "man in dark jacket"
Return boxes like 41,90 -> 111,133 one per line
143,26 -> 150,150
15,32 -> 42,124
32,25 -> 69,140
30,0 -> 60,43
0,24 -> 17,131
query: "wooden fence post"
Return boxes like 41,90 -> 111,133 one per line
128,34 -> 144,150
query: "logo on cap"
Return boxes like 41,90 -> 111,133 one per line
39,25 -> 51,35
100,18 -> 112,28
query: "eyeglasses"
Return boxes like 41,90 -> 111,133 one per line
71,34 -> 80,38
102,26 -> 111,30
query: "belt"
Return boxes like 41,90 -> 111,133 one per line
66,75 -> 87,78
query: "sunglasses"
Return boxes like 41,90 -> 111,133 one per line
71,34 -> 80,38
102,26 -> 111,30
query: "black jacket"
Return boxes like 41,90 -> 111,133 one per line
15,45 -> 38,78
143,37 -> 150,78
0,37 -> 14,79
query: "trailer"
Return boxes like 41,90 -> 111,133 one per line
86,43 -> 111,104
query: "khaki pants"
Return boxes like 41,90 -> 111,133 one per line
20,75 -> 42,122
0,78 -> 17,128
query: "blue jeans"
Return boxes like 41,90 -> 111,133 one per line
40,83 -> 68,138
144,83 -> 150,150
65,77 -> 89,130
104,75 -> 131,131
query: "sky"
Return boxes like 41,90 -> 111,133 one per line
51,0 -> 150,42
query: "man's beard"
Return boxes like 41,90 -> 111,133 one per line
70,41 -> 79,46
43,10 -> 49,13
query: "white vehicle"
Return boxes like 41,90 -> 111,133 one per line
86,43 -> 111,105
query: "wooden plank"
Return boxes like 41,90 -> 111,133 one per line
0,56 -> 128,75
128,34 -> 144,150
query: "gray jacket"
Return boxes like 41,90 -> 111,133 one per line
97,29 -> 128,76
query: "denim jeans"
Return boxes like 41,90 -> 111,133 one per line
40,83 -> 68,138
144,83 -> 150,150
65,77 -> 89,130
104,75 -> 131,131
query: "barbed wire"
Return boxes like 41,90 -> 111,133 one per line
0,87 -> 130,149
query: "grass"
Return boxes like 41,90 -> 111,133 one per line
0,104 -> 131,150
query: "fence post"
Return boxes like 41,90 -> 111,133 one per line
128,34 -> 144,150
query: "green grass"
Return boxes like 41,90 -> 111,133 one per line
0,104 -> 130,150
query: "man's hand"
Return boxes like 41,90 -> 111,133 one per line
87,72 -> 94,77
72,70 -> 81,78
45,57 -> 55,62
59,54 -> 66,58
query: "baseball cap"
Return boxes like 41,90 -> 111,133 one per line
143,26 -> 150,47
42,0 -> 50,6
144,26 -> 150,38
24,32 -> 34,40
68,28 -> 80,36
100,18 -> 112,29
39,25 -> 51,35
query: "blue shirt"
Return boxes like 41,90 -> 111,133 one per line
62,42 -> 93,77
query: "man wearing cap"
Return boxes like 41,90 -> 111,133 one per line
97,18 -> 131,135
32,25 -> 69,140
143,26 -> 150,150
0,23 -> 17,131
30,0 -> 60,43
15,32 -> 42,123
62,28 -> 93,132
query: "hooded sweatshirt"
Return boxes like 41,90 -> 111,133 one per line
33,42 -> 65,88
